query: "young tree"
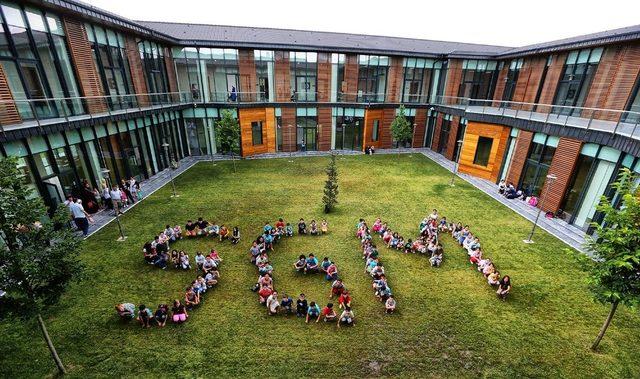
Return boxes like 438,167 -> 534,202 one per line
215,109 -> 241,172
578,168 -> 640,351
390,105 -> 413,154
0,156 -> 84,374
322,153 -> 339,213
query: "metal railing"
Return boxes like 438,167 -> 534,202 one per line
435,96 -> 640,139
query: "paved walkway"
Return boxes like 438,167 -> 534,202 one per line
83,148 -> 588,253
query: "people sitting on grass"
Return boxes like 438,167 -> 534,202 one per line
281,293 -> 293,315
231,226 -> 240,244
310,220 -> 319,235
321,303 -> 337,322
154,304 -> 168,327
296,293 -> 308,317
298,218 -> 307,234
497,276 -> 511,300
266,291 -> 280,315
172,299 -> 188,323
305,254 -> 319,273
116,303 -> 136,320
137,304 -> 153,328
321,219 -> 329,234
294,255 -> 307,272
385,295 -> 396,314
338,290 -> 352,309
338,306 -> 355,327
306,301 -> 321,323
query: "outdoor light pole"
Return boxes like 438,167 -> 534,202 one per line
101,168 -> 127,242
288,124 -> 294,162
449,140 -> 464,186
523,174 -> 557,244
162,142 -> 178,198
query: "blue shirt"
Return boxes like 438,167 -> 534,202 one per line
306,257 -> 318,266
69,202 -> 86,218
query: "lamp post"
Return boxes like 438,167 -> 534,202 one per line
449,139 -> 464,186
101,168 -> 127,242
523,174 -> 557,244
162,142 -> 178,198
288,124 -> 294,162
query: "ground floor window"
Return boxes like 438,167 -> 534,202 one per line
473,136 -> 493,166
296,108 -> 317,151
252,121 -> 263,145
334,108 -> 364,150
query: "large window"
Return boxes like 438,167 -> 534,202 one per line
331,53 -> 345,102
254,50 -> 274,102
519,134 -> 557,197
334,107 -> 364,150
473,136 -> 493,166
553,48 -> 603,115
401,58 -> 445,103
502,58 -> 523,103
623,73 -> 640,123
173,47 -> 240,102
438,114 -> 452,154
0,2 -> 83,120
296,107 -> 317,150
290,52 -> 317,102
357,55 -> 389,102
86,24 -> 136,110
138,40 -> 171,104
457,59 -> 499,103
251,121 -> 263,145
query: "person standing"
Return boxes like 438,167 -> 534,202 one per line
110,185 -> 122,215
69,199 -> 91,236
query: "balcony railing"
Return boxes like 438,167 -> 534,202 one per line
435,96 -> 640,140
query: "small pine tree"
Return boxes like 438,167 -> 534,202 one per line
215,109 -> 241,172
0,156 -> 84,374
390,105 -> 413,151
577,167 -> 640,350
322,153 -> 339,213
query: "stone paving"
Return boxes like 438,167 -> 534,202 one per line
83,148 -> 588,253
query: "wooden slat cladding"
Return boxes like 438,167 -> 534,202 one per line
444,59 -> 463,98
431,113 -> 444,152
275,51 -> 291,102
444,116 -> 460,160
317,53 -> 331,103
539,137 -> 582,213
343,54 -> 359,96
412,108 -> 427,147
317,107 -> 332,150
380,108 -> 395,148
124,36 -> 149,107
517,56 -> 547,108
163,47 -> 179,95
537,52 -> 567,105
492,63 -> 509,105
601,43 -> 640,113
458,122 -> 511,182
0,63 -> 21,126
582,46 -> 622,114
62,17 -> 106,113
386,57 -> 403,103
238,49 -> 257,101
280,107 -> 296,151
505,130 -> 533,186
363,108 -> 383,150
239,107 -> 276,157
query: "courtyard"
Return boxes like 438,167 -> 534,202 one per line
1,154 -> 639,378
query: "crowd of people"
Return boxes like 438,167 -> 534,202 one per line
249,218 -> 355,327
115,218 -> 229,327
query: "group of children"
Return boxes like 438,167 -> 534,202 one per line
356,219 -> 397,314
184,217 -> 240,244
249,218 -> 355,327
449,219 -> 512,300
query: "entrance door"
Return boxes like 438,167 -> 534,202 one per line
43,176 -> 64,212
573,160 -> 616,229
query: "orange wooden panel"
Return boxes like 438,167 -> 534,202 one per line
457,121 -> 511,182
239,107 -> 277,157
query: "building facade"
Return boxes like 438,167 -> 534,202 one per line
1,0 -> 640,233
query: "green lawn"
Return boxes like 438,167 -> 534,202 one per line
1,154 -> 639,378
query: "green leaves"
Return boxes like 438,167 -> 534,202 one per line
322,154 -> 339,213
215,109 -> 241,155
390,105 -> 412,148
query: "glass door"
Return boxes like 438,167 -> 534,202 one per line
573,160 -> 616,229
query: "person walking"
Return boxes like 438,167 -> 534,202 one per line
110,185 -> 122,215
69,199 -> 91,236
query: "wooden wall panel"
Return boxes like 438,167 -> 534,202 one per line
444,116 -> 460,160
444,59 -> 463,99
317,53 -> 331,103
492,63 -> 509,105
517,56 -> 547,108
343,54 -> 359,98
363,108 -> 384,150
124,36 -> 149,107
458,122 -> 511,181
505,130 -> 533,186
380,108 -> 395,148
0,63 -> 21,126
275,51 -> 291,102
163,48 -> 179,96
600,43 -> 640,116
317,106 -> 332,151
412,108 -> 427,147
62,17 -> 106,113
537,52 -> 567,105
238,49 -> 257,102
386,57 -> 403,103
239,107 -> 277,157
539,137 -> 582,213
431,113 -> 444,152
280,107 -> 296,151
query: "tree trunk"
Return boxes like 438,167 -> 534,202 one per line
591,300 -> 619,351
37,313 -> 67,374
232,152 -> 237,173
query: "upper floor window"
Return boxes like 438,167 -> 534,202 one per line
401,58 -> 445,103
357,55 -> 389,102
552,47 -> 603,115
290,52 -> 317,102
172,47 -> 239,102
331,53 -> 345,102
138,40 -> 171,103
86,24 -> 136,110
457,59 -> 499,103
0,2 -> 83,120
254,50 -> 274,102
623,73 -> 640,123
502,58 -> 523,103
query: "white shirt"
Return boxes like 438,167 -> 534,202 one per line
69,202 -> 86,219
110,189 -> 121,200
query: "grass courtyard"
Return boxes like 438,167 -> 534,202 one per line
1,153 -> 639,378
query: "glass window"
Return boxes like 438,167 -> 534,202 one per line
251,121 -> 263,145
290,52 -> 317,102
357,55 -> 389,102
458,59 -> 500,103
473,136 -> 493,166
372,119 -> 379,142
553,48 -> 602,115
